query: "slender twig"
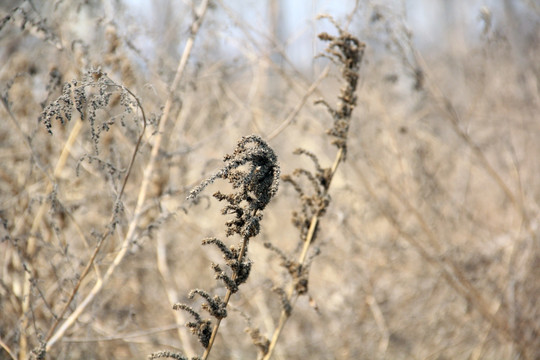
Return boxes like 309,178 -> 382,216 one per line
62,324 -> 185,343
3,77 -> 84,359
266,66 -> 330,140
263,11 -> 364,356
357,157 -> 531,359
22,115 -> 84,359
407,37 -> 527,225
45,0 -> 210,351
201,234 -> 249,360
0,336 -> 16,360
263,147 -> 344,360
45,87 -> 147,349
156,234 -> 198,358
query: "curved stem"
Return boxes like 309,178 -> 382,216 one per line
46,90 -> 147,350
45,0 -> 210,352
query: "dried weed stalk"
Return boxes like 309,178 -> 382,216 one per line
315,14 -> 365,158
43,1 -> 211,355
256,18 -> 365,360
0,64 -> 147,358
150,135 -> 280,360
40,67 -> 143,155
35,68 -> 147,357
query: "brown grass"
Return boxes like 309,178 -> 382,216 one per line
0,1 -> 539,359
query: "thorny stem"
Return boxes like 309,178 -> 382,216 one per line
263,147 -> 344,360
202,232 -> 250,360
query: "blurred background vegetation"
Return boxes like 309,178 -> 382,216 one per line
0,0 -> 538,359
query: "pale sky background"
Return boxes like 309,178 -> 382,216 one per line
113,0 -> 536,70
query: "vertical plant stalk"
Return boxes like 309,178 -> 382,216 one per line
263,148 -> 343,360
192,135 -> 280,359
149,0 -> 210,354
41,79 -> 150,347
201,234 -> 250,360
45,85 -> 147,350
150,135 -> 280,360
3,86 -> 85,359
364,149 -> 531,356
18,119 -> 83,360
263,19 -> 365,360
156,236 -> 198,358
45,0 -> 211,352
297,147 -> 343,264
383,20 -> 534,357
356,163 -> 532,359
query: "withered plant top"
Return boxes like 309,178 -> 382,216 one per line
257,21 -> 366,360
188,134 -> 280,238
317,22 -> 366,157
39,68 -> 142,155
153,135 -> 280,359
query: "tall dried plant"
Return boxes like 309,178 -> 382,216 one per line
257,17 -> 365,360
150,135 -> 280,360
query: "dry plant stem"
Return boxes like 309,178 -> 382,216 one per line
267,65 -> 330,140
219,0 -> 319,98
46,87 -> 147,350
263,147 -> 344,360
62,324 -> 185,343
45,1 -> 210,351
1,97 -> 49,179
201,235 -> 250,360
385,20 -> 525,224
19,118 -> 83,359
0,337 -> 16,360
157,135 -> 279,359
153,0 -> 210,354
413,51 -> 526,223
156,236 -> 197,357
365,294 -> 389,354
357,161 -> 531,359
2,93 -> 73,360
366,47 -> 533,350
398,45 -> 533,357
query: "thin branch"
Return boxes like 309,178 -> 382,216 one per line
45,0 -> 210,351
200,233 -> 249,360
263,146 -> 344,360
266,66 -> 330,140
45,88 -> 148,350
0,336 -> 16,360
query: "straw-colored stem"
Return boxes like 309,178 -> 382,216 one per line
46,91 -> 147,350
45,0 -> 209,352
263,147 -> 344,360
19,118 -> 83,359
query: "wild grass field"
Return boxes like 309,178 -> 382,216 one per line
0,1 -> 539,359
